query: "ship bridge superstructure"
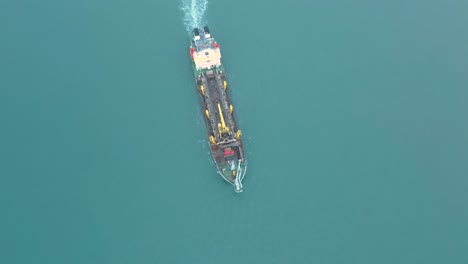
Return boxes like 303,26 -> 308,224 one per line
190,26 -> 222,71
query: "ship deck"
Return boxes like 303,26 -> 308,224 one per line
199,69 -> 238,143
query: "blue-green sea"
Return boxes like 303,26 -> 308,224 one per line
1,0 -> 468,263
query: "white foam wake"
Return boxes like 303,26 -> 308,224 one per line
181,0 -> 208,34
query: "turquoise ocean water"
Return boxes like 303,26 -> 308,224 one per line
1,0 -> 468,263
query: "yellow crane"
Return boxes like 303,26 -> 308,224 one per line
217,103 -> 230,136
200,85 -> 205,95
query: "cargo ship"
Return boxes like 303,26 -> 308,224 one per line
189,26 -> 247,193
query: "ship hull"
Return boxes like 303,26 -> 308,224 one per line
189,27 -> 247,192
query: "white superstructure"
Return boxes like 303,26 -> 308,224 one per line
193,48 -> 222,70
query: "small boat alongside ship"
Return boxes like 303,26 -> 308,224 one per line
189,26 -> 247,193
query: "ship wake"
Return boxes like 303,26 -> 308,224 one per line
181,0 -> 208,34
